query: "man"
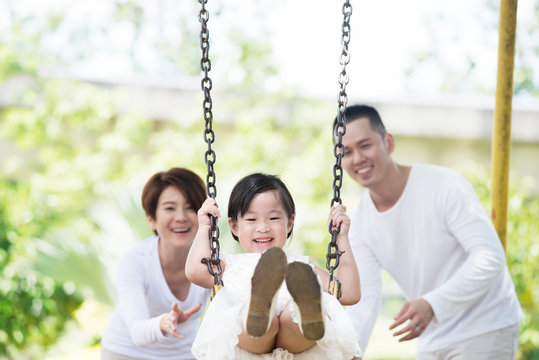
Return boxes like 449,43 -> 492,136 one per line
338,105 -> 522,359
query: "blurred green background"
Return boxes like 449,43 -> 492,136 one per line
1,1 -> 538,359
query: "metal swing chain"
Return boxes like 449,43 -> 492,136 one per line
198,0 -> 223,297
326,0 -> 352,299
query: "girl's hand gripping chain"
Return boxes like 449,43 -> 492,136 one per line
198,198 -> 220,227
324,204 -> 361,306
186,198 -> 223,289
328,204 -> 350,239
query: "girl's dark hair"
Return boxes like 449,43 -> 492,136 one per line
141,168 -> 206,231
228,173 -> 295,241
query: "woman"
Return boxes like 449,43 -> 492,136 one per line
101,168 -> 210,360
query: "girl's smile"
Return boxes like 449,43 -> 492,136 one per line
229,190 -> 294,253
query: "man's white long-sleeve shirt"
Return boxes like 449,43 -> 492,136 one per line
346,164 -> 522,352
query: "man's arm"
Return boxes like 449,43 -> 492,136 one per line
422,175 -> 507,323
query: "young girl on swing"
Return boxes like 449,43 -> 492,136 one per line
186,173 -> 362,359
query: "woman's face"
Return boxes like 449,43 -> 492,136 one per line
147,185 -> 199,249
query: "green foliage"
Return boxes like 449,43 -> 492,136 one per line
2,2 -> 537,359
0,12 -> 155,355
0,181 -> 83,359
32,233 -> 115,306
0,72 -> 156,307
461,168 -> 539,359
506,188 -> 539,359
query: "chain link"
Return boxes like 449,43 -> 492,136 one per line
326,0 -> 352,289
199,0 -> 223,288
197,0 -> 351,291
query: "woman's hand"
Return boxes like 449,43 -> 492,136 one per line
197,198 -> 220,227
160,302 -> 202,338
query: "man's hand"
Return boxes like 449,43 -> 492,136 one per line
389,298 -> 434,342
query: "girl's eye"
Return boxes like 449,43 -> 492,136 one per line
361,144 -> 371,149
246,218 -> 256,222
270,217 -> 280,221
165,207 -> 175,211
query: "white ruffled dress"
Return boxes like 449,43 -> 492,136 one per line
192,252 -> 362,360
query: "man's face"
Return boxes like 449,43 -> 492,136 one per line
339,117 -> 394,189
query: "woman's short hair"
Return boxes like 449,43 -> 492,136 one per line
141,167 -> 206,220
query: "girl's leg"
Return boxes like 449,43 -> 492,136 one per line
275,301 -> 316,353
237,315 -> 279,354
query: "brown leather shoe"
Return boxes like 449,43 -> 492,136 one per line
286,261 -> 325,341
246,247 -> 287,337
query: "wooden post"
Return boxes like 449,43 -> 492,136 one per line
490,0 -> 518,250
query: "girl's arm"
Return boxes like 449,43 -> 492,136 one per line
314,204 -> 361,305
185,198 -> 226,289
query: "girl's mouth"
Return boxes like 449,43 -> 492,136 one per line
254,237 -> 272,244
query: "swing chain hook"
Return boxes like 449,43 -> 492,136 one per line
199,0 -> 223,288
327,0 -> 352,294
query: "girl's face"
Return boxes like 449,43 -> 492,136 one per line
147,185 -> 198,250
228,190 -> 294,253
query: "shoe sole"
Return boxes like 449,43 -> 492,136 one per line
286,261 -> 325,341
246,247 -> 287,337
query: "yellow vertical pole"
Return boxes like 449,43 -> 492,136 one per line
491,0 -> 518,250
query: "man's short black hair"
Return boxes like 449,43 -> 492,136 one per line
333,104 -> 387,139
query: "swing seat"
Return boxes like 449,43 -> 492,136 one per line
210,283 -> 223,301
329,278 -> 342,299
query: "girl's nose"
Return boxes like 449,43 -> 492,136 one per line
256,221 -> 270,232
